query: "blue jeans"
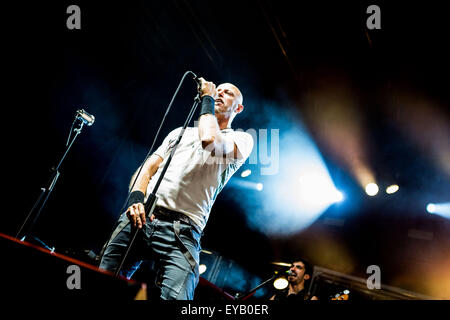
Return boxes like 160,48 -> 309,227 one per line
99,213 -> 201,300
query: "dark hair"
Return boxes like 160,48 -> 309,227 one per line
291,258 -> 314,279
290,258 -> 315,298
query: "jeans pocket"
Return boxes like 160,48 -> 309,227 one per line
180,224 -> 201,250
143,218 -> 158,239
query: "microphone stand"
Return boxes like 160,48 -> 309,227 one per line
114,74 -> 201,277
16,119 -> 87,243
234,273 -> 279,301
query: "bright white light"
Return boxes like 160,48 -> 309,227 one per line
273,277 -> 289,290
334,190 -> 344,202
296,174 -> 344,209
228,120 -> 344,235
426,202 -> 450,218
386,184 -> 399,194
199,264 -> 207,275
228,179 -> 263,192
241,169 -> 252,178
365,183 -> 379,196
427,203 -> 436,214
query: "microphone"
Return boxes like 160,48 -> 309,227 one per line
192,74 -> 202,95
191,71 -> 201,85
287,270 -> 294,276
76,109 -> 95,126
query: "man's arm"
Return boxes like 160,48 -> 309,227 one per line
127,154 -> 163,229
198,113 -> 240,158
197,78 -> 242,159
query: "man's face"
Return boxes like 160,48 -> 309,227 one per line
214,83 -> 242,114
288,261 -> 309,285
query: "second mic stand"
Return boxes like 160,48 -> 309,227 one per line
114,92 -> 201,277
234,273 -> 280,300
16,119 -> 87,244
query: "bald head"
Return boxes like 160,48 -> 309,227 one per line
217,83 -> 243,106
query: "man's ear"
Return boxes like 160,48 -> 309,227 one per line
304,274 -> 310,280
235,104 -> 244,114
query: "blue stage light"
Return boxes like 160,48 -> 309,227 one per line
427,202 -> 450,219
241,169 -> 252,178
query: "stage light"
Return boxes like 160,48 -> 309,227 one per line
241,169 -> 252,178
199,264 -> 207,275
273,277 -> 289,290
334,190 -> 344,202
426,203 -> 450,220
253,132 -> 345,235
228,179 -> 264,192
386,184 -> 399,194
296,174 -> 345,210
365,183 -> 379,196
427,203 -> 436,214
227,109 -> 345,235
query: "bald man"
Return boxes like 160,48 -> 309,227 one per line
99,78 -> 254,300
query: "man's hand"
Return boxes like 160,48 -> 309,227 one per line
199,77 -> 216,98
126,203 -> 154,229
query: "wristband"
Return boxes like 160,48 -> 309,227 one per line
199,95 -> 215,116
127,190 -> 145,208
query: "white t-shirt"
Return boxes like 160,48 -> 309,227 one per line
145,126 -> 253,231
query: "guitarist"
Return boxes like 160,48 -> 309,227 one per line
270,258 -> 319,301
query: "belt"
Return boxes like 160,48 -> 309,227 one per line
153,206 -> 202,235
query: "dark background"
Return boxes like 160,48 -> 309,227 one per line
3,1 -> 449,299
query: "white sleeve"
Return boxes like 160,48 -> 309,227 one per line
230,131 -> 254,161
153,127 -> 182,160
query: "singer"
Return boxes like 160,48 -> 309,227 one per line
270,259 -> 319,301
99,78 -> 253,300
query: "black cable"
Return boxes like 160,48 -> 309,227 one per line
114,87 -> 201,277
113,72 -> 201,276
66,114 -> 77,146
98,70 -> 199,263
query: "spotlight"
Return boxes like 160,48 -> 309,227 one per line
426,203 -> 450,218
241,169 -> 252,178
228,179 -> 264,192
386,184 -> 399,194
230,120 -> 346,235
199,264 -> 207,275
426,203 -> 436,214
296,174 -> 345,209
334,190 -> 344,203
273,277 -> 289,290
365,183 -> 379,196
